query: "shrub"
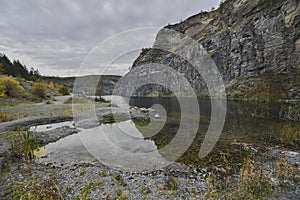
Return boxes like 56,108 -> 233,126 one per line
280,102 -> 300,121
208,50 -> 215,57
49,81 -> 55,89
163,176 -> 178,191
140,48 -> 151,56
246,81 -> 270,102
0,81 -> 5,97
171,47 -> 177,53
112,173 -> 127,187
45,100 -> 53,104
63,97 -> 73,104
0,112 -> 11,122
279,124 -> 300,144
58,85 -> 70,95
94,96 -> 108,103
32,81 -> 47,98
0,76 -> 24,98
116,192 -> 128,200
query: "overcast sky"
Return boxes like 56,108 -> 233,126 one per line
0,0 -> 221,77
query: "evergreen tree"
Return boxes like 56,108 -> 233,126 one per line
0,54 -> 13,76
0,63 -> 5,75
0,53 -> 41,81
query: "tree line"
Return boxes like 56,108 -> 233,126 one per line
0,53 -> 41,81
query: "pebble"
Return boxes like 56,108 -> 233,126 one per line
148,108 -> 156,112
271,177 -> 279,186
154,114 -> 161,119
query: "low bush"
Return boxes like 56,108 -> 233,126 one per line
58,85 -> 70,95
279,124 -> 300,145
45,100 -> 53,104
0,81 -> 5,97
94,96 -> 108,103
208,50 -> 215,57
0,112 -> 11,122
171,47 -> 177,53
0,76 -> 24,98
32,81 -> 47,98
49,81 -> 55,88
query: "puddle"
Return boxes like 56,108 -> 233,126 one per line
30,121 -> 75,132
35,133 -> 97,165
36,120 -> 170,171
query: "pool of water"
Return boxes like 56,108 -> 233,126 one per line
30,121 -> 75,132
35,96 -> 300,171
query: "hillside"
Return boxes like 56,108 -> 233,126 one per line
0,54 -> 121,97
43,75 -> 121,96
125,0 -> 300,101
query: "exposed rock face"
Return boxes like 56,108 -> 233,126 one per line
124,0 -> 300,100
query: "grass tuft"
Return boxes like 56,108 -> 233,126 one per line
7,129 -> 39,168
4,176 -> 63,200
279,124 -> 300,145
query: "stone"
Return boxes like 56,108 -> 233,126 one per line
154,114 -> 161,119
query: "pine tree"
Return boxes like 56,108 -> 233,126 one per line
0,63 -> 5,75
0,54 -> 41,81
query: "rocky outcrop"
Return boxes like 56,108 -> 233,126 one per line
124,0 -> 300,100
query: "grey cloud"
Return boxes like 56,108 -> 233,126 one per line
0,0 -> 221,76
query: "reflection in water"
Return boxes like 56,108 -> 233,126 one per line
30,121 -> 75,132
37,96 -> 299,169
78,121 -> 171,171
130,97 -> 299,166
37,121 -> 171,171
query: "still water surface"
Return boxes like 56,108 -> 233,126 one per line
36,96 -> 298,170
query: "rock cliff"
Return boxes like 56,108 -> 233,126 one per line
124,0 -> 300,101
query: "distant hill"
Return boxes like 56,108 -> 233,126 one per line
43,75 -> 121,96
0,53 -> 121,96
